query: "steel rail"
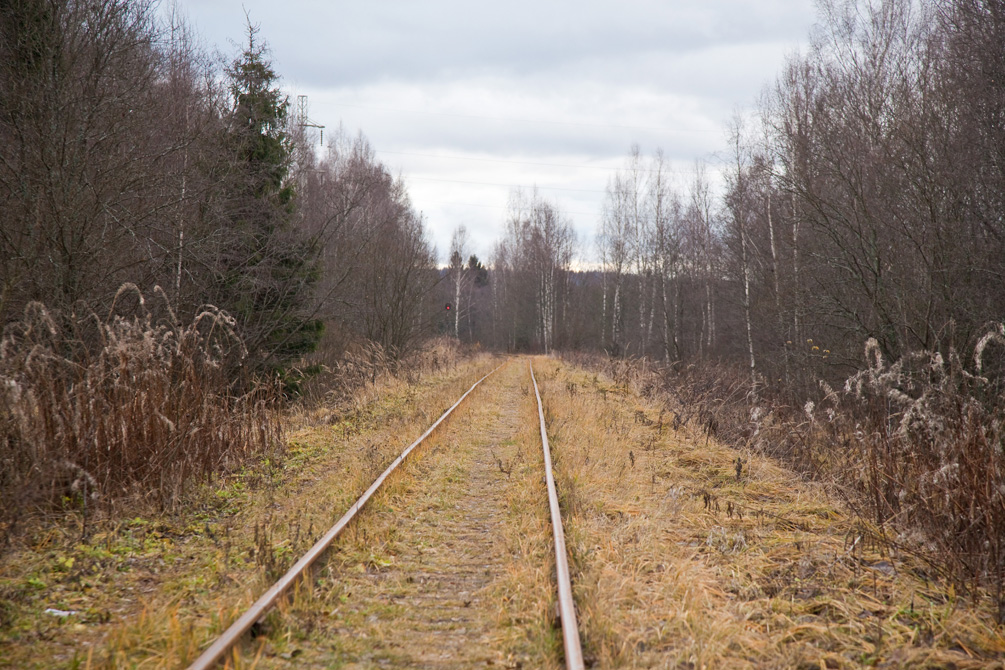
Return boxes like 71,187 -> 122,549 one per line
186,362 -> 505,670
529,359 -> 586,670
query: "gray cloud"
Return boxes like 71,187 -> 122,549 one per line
191,1 -> 813,86
171,0 -> 816,262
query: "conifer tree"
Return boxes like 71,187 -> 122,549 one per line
216,21 -> 321,369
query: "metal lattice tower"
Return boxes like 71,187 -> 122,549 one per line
296,94 -> 326,146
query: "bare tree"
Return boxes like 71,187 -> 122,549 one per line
0,0 -> 210,323
725,114 -> 758,385
492,190 -> 575,353
682,160 -> 718,357
449,226 -> 469,339
598,167 -> 632,354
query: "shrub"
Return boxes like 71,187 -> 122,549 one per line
295,334 -> 464,409
817,334 -> 1005,611
0,285 -> 282,542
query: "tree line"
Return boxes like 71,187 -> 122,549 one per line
5,0 -> 1002,392
0,0 -> 439,376
446,0 -> 1004,393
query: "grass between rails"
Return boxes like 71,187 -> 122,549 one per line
534,357 -> 1005,669
0,352 -> 500,669
242,359 -> 562,668
488,365 -> 566,670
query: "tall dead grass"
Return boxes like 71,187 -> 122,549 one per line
816,335 -> 1005,616
542,356 -> 1005,667
563,328 -> 1005,621
0,285 -> 282,541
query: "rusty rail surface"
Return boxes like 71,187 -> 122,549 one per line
186,362 -> 504,670
530,359 -> 586,670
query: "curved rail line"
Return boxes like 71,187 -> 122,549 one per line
530,359 -> 586,670
186,357 -> 585,669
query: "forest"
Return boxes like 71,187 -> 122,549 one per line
461,0 -> 1005,386
1,0 -> 1004,620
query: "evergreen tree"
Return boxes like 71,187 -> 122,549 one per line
216,21 -> 321,370
467,254 -> 489,287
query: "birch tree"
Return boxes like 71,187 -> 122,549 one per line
449,226 -> 469,339
725,115 -> 758,384
598,168 -> 632,354
646,149 -> 683,362
682,161 -> 718,357
491,190 -> 574,353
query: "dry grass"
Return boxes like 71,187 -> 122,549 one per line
295,333 -> 467,409
0,349 -> 498,668
566,336 -> 1005,625
537,356 -> 1005,668
0,286 -> 281,540
814,338 -> 1005,614
488,362 -> 566,668
240,360 -> 563,668
6,345 -> 1000,668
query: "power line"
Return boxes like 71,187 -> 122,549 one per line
420,199 -> 597,217
378,149 -> 621,171
296,95 -> 326,145
407,175 -> 607,194
376,149 -> 693,174
339,102 -> 718,134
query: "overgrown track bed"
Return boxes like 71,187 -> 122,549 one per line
535,358 -> 1005,669
188,358 -> 583,668
5,355 -> 1001,669
0,355 -> 503,668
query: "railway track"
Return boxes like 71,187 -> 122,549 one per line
186,358 -> 584,669
7,355 -> 1002,668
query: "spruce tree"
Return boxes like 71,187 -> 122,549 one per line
218,22 -> 321,371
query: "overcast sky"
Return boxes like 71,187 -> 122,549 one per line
170,0 -> 817,264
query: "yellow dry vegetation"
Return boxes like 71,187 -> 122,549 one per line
0,353 -> 501,668
4,353 -> 1003,669
249,359 -> 562,668
534,356 -> 1005,669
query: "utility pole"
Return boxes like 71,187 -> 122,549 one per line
296,94 -> 326,146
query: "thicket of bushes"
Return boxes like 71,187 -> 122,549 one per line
809,335 -> 1005,615
0,286 -> 472,546
296,335 -> 465,409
